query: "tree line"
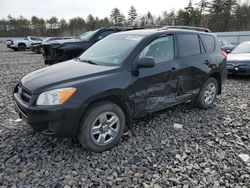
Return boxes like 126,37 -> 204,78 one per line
0,0 -> 250,37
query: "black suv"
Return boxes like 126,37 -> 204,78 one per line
31,37 -> 72,53
13,26 -> 227,152
42,27 -> 137,65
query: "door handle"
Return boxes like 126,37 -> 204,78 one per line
204,60 -> 210,65
171,67 -> 176,71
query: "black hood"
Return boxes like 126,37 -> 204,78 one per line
42,38 -> 92,48
21,59 -> 118,94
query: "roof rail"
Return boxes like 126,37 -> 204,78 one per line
108,26 -> 146,30
161,25 -> 211,32
108,26 -> 134,30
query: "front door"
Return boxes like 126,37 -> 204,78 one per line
132,35 -> 179,117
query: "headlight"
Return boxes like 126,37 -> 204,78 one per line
36,87 -> 76,106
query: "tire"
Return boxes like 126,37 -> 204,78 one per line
77,101 -> 126,152
195,77 -> 218,109
18,44 -> 26,51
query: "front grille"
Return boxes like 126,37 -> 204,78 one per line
15,101 -> 28,116
16,84 -> 32,104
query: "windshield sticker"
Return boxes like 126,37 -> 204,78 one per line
125,36 -> 143,41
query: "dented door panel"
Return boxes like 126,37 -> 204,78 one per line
177,55 -> 210,97
132,60 -> 178,117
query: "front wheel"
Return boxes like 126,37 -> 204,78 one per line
195,77 -> 218,109
18,44 -> 26,51
77,101 -> 126,152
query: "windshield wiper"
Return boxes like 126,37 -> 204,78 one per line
78,58 -> 98,65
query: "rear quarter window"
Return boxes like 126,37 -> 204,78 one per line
31,37 -> 41,41
177,34 -> 201,58
201,34 -> 215,53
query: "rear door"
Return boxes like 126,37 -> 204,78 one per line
200,33 -> 217,66
176,33 -> 209,99
132,35 -> 179,117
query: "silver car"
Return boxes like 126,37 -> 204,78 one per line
227,41 -> 250,75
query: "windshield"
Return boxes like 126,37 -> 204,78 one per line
79,34 -> 143,66
43,38 -> 51,42
219,40 -> 232,47
232,43 -> 250,54
79,30 -> 98,41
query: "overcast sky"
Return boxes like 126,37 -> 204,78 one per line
0,0 -> 201,20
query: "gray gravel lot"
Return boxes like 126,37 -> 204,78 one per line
0,43 -> 249,187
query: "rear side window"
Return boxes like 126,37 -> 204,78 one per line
201,34 -> 215,53
177,34 -> 201,57
31,37 -> 41,41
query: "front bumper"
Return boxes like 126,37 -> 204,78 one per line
9,44 -> 16,49
13,92 -> 82,138
42,44 -> 66,65
31,46 -> 41,53
227,63 -> 250,75
6,41 -> 13,48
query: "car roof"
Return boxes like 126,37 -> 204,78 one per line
241,41 -> 250,44
115,29 -> 160,36
29,36 -> 41,38
100,26 -> 138,31
113,28 -> 214,37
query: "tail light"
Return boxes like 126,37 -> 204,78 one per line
220,50 -> 227,59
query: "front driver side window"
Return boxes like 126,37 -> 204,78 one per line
139,36 -> 174,64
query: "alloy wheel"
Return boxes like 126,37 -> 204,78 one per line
204,83 -> 216,105
90,112 -> 120,146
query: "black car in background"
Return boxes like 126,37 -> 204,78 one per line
42,27 -> 137,65
218,39 -> 234,53
31,37 -> 72,53
13,26 -> 227,152
227,41 -> 250,75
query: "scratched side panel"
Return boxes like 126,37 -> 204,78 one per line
132,61 -> 178,117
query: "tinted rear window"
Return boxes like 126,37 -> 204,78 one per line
31,37 -> 41,41
201,34 -> 215,53
177,34 -> 201,57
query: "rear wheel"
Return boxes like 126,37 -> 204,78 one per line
195,78 -> 218,109
18,44 -> 26,51
77,101 -> 126,152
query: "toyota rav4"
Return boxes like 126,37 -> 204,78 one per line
13,26 -> 227,152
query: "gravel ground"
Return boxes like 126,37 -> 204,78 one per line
0,43 -> 249,188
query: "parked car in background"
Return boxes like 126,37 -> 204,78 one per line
6,39 -> 13,47
13,26 -> 227,152
227,41 -> 250,75
42,27 -> 138,65
218,39 -> 234,53
31,37 -> 72,53
6,36 -> 42,51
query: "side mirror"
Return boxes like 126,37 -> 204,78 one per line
137,57 -> 155,68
